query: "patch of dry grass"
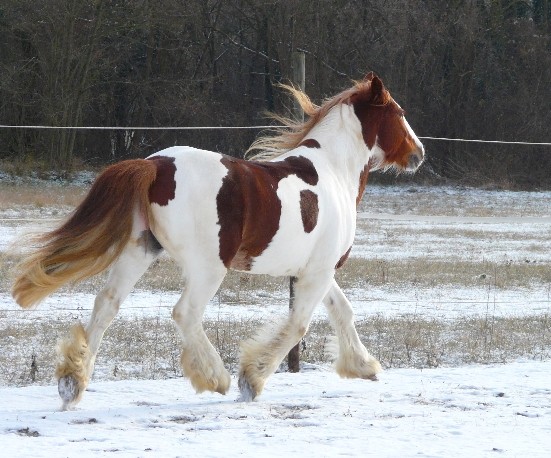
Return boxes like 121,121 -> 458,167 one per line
6,253 -> 544,301
133,258 -> 288,303
2,312 -> 550,387
337,257 -> 551,290
3,245 -> 550,388
0,183 -> 86,212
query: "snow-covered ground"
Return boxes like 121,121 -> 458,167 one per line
1,360 -> 550,457
3,184 -> 551,320
354,215 -> 551,263
2,183 -> 551,456
1,282 -> 550,324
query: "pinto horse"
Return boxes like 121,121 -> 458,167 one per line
12,73 -> 424,409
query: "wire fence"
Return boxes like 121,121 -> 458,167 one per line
0,124 -> 550,146
1,298 -> 550,315
0,124 -> 273,131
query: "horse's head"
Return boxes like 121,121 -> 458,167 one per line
349,73 -> 424,172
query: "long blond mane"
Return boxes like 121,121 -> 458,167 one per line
247,79 -> 383,161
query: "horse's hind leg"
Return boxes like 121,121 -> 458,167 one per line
322,279 -> 381,380
57,231 -> 161,410
170,261 -> 230,395
238,270 -> 335,401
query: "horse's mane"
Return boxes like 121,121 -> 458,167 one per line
247,77 -> 389,161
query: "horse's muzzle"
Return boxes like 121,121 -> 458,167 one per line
406,146 -> 424,172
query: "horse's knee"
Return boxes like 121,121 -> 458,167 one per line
94,288 -> 121,316
325,296 -> 354,328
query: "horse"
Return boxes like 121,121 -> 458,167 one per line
12,73 -> 424,410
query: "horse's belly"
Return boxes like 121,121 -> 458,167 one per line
243,235 -> 318,276
243,211 -> 350,277
242,175 -> 354,277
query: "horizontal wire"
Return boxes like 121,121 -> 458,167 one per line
418,136 -> 551,146
0,124 -> 549,145
1,299 -> 550,314
0,124 -> 273,131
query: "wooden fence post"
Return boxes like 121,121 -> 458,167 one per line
287,50 -> 305,373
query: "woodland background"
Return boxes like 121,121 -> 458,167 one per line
1,0 -> 550,188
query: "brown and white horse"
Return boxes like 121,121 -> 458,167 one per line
12,73 -> 424,409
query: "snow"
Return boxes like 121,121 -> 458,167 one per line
2,183 -> 551,456
359,184 -> 551,218
3,185 -> 551,322
1,282 -> 550,325
353,216 -> 551,263
1,360 -> 550,457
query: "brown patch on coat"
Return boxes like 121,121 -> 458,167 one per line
298,139 -> 321,149
356,165 -> 369,206
279,156 -> 319,186
148,156 -> 177,206
217,155 -> 319,270
299,190 -> 319,233
335,246 -> 352,269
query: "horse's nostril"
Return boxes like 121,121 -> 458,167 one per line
408,153 -> 422,170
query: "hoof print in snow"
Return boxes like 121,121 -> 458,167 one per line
16,427 -> 40,437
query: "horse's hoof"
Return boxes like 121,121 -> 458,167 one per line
237,376 -> 256,402
58,375 -> 81,410
215,371 -> 231,395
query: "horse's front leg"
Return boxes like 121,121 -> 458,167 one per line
238,270 -> 335,401
171,264 -> 231,395
322,279 -> 381,380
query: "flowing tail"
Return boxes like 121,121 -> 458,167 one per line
12,159 -> 158,308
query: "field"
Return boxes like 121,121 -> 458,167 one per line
1,175 -> 551,456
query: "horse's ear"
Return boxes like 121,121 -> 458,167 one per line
370,75 -> 385,101
364,71 -> 376,82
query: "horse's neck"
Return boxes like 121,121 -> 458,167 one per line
308,105 -> 372,201
311,104 -> 370,166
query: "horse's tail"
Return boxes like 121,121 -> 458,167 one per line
12,159 -> 158,309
